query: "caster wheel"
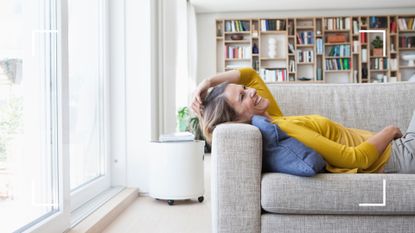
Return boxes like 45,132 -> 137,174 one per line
198,196 -> 204,203
167,200 -> 174,205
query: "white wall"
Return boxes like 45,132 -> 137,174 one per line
196,8 -> 415,83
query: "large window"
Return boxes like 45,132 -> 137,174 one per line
68,0 -> 110,211
0,0 -> 61,232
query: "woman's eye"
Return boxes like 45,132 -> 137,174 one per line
240,93 -> 245,101
243,85 -> 246,90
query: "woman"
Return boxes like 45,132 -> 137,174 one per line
191,67 -> 415,174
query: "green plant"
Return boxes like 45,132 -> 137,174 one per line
177,107 -> 190,132
371,36 -> 383,49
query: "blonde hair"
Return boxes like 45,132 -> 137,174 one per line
200,82 -> 237,144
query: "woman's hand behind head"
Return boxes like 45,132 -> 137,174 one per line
191,79 -> 211,117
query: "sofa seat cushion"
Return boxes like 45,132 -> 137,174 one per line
261,173 -> 415,215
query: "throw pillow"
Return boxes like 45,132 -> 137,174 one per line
251,115 -> 326,176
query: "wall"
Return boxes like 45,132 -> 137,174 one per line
196,8 -> 415,83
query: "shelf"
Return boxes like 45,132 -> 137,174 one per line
260,57 -> 286,60
325,42 -> 350,45
296,26 -> 314,29
370,70 -> 388,72
224,40 -> 251,43
390,33 -> 397,36
297,44 -> 314,48
370,56 -> 388,58
216,37 -> 224,40
399,30 -> 415,33
260,31 -> 287,34
297,62 -> 315,65
325,70 -> 351,72
325,56 -> 351,58
399,48 -> 415,51
224,31 -> 251,34
288,53 -> 295,56
225,58 -> 251,61
399,66 -> 415,69
252,54 -> 259,56
325,29 -> 350,32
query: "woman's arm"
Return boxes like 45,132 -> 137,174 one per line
277,120 -> 381,169
191,70 -> 241,116
367,125 -> 402,154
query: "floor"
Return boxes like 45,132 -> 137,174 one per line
102,155 -> 211,233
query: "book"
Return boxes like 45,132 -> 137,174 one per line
159,132 -> 195,142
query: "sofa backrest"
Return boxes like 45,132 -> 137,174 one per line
267,82 -> 415,132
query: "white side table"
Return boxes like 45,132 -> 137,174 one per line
149,140 -> 205,205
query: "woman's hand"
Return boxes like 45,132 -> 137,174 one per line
384,125 -> 403,139
191,79 -> 211,117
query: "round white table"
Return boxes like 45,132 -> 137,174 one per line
149,140 -> 205,205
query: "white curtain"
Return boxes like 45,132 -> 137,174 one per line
187,1 -> 198,104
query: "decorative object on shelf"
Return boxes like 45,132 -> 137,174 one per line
230,34 -> 243,40
327,34 -> 347,43
362,67 -> 368,79
361,48 -> 368,62
401,54 -> 415,66
268,37 -> 277,58
252,24 -> 258,38
252,42 -> 259,54
371,36 -> 383,56
217,24 -> 222,37
391,43 -> 396,52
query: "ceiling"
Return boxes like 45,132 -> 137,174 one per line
190,0 -> 415,13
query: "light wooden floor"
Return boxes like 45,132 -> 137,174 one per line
102,155 -> 211,233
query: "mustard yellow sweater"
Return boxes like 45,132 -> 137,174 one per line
239,67 -> 391,173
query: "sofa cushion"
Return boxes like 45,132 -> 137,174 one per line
251,115 -> 326,176
261,173 -> 415,215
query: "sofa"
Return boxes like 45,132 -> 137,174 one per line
211,81 -> 415,233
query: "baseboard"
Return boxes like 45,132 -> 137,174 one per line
68,188 -> 138,233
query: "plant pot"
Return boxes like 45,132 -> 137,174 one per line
372,48 -> 383,57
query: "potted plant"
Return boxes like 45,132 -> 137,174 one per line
176,106 -> 211,153
371,36 -> 383,57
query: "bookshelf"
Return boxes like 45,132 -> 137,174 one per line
216,15 -> 415,83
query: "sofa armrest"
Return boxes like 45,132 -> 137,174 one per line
211,123 -> 262,233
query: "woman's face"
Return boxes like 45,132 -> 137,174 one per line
224,84 -> 269,122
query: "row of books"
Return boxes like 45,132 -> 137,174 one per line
260,19 -> 286,31
225,45 -> 251,59
296,32 -> 314,45
259,68 -> 287,82
316,39 -> 323,55
325,17 -> 351,30
326,45 -> 351,57
297,50 -> 313,63
325,58 -> 351,70
399,36 -> 415,48
352,41 -> 360,53
369,17 -> 387,28
224,20 -> 250,32
397,18 -> 415,31
390,20 -> 398,33
370,58 -> 388,70
360,32 -> 368,43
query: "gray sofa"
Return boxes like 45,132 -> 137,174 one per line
211,82 -> 415,233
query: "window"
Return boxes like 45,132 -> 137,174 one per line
0,0 -> 62,232
68,0 -> 110,211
